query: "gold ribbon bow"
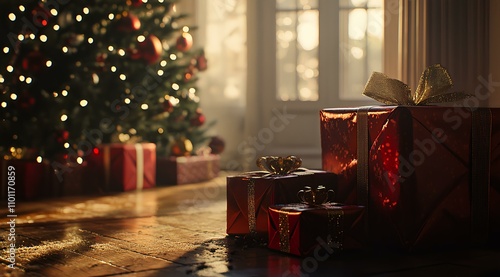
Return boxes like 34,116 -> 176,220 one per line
363,64 -> 470,105
256,155 -> 302,175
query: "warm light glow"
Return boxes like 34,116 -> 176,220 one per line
124,98 -> 131,104
182,26 -> 190,32
53,24 -> 60,31
40,35 -> 48,42
6,66 -> 14,72
8,13 -> 16,21
36,156 -> 43,163
157,69 -> 164,76
108,45 -> 114,51
172,83 -> 179,90
53,92 -> 59,97
158,128 -> 164,134
118,49 -> 125,56
76,15 -> 83,22
0,75 -> 4,83
88,37 -> 94,44
76,157 -> 83,164
189,88 -> 196,93
137,35 -> 146,42
141,104 -> 148,110
80,100 -> 88,107
3,47 -> 8,54
62,46 -> 69,53
1,102 -> 7,108
46,60 -> 53,67
129,128 -> 137,135
19,5 -> 25,12
160,60 -> 167,67
64,143 -> 70,148
61,90 -> 68,96
83,7 -> 90,14
60,114 -> 68,121
50,9 -> 58,16
170,97 -> 179,105
10,94 -> 17,100
351,46 -> 364,59
26,77 -> 32,84
108,13 -> 115,20
29,33 -> 35,40
349,9 -> 367,40
17,34 -> 24,41
169,54 -> 177,60
19,75 -> 25,82
119,74 -> 126,80
111,66 -> 117,72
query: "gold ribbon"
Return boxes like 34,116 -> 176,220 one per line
256,156 -> 302,175
247,178 -> 256,234
363,64 -> 470,105
134,143 -> 144,191
278,212 -> 290,253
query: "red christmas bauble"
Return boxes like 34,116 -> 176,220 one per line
116,13 -> 141,32
190,111 -> 206,127
176,32 -> 193,52
32,5 -> 52,27
127,0 -> 143,7
22,51 -> 46,73
195,52 -> 208,71
162,99 -> 174,113
208,136 -> 225,154
171,138 -> 193,157
138,34 -> 163,64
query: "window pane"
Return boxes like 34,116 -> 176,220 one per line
276,7 -> 318,101
339,1 -> 383,100
277,0 -> 318,10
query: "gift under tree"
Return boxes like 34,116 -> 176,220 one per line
0,0 -> 217,194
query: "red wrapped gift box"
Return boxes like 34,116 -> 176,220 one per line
156,154 -> 219,185
1,159 -> 51,200
268,203 -> 365,256
86,143 -> 156,192
50,161 -> 86,197
226,170 -> 337,236
320,106 -> 500,250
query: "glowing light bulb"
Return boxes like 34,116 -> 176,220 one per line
76,157 -> 83,164
160,60 -> 167,67
76,15 -> 83,22
141,104 -> 149,110
137,35 -> 145,42
61,90 -> 68,96
108,13 -> 115,20
10,94 -> 17,100
108,45 -> 114,51
36,156 -> 43,163
64,143 -> 70,148
46,60 -> 52,67
111,66 -> 117,72
83,7 -> 89,14
8,13 -> 16,21
88,37 -> 94,44
119,74 -> 126,80
169,54 -> 177,60
50,9 -> 58,16
53,25 -> 60,31
19,5 -> 25,12
157,70 -> 164,76
3,47 -> 8,54
40,35 -> 47,42
182,26 -> 190,32
6,65 -> 14,72
1,102 -> 7,108
26,77 -> 32,84
60,114 -> 68,121
17,34 -> 24,41
80,100 -> 88,107
172,83 -> 180,90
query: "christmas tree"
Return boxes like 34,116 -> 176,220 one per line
0,0 -> 210,162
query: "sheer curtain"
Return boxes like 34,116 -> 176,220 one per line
399,0 -> 489,103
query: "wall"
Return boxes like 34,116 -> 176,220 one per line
490,0 -> 500,106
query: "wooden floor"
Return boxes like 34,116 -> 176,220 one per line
1,172 -> 500,277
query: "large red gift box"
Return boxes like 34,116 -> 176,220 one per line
1,159 -> 51,200
156,154 -> 219,185
320,106 -> 500,250
226,170 -> 337,236
86,143 -> 156,192
268,203 -> 365,256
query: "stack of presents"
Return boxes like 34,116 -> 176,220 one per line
226,65 -> 500,255
1,143 -> 221,200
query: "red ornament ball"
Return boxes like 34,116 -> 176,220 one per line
138,34 -> 163,64
195,52 -> 208,71
176,32 -> 193,52
190,111 -> 206,127
208,136 -> 225,154
32,5 -> 52,27
117,13 -> 141,32
22,51 -> 46,73
127,0 -> 143,7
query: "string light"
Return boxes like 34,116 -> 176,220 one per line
60,114 -> 68,121
76,15 -> 83,22
10,94 -> 17,100
8,13 -> 16,21
189,88 -> 196,93
61,90 -> 68,96
83,7 -> 90,14
36,156 -> 43,163
182,26 -> 190,32
169,54 -> 177,60
88,37 -> 94,44
6,65 -> 14,72
158,128 -> 164,134
76,157 -> 83,164
137,35 -> 145,42
124,98 -> 131,104
40,35 -> 47,42
172,83 -> 180,90
141,104 -> 148,110
29,33 -> 35,40
157,69 -> 164,76
62,46 -> 69,53
108,45 -> 114,51
80,99 -> 88,107
53,24 -> 60,31
53,92 -> 59,97
118,49 -> 125,56
111,66 -> 117,72
19,5 -> 25,12
160,60 -> 167,67
17,34 -> 24,41
2,47 -> 8,54
19,75 -> 25,82
119,74 -> 126,80
1,102 -> 7,108
108,13 -> 115,20
26,77 -> 32,84
46,60 -> 52,67
50,9 -> 58,16
64,143 -> 70,148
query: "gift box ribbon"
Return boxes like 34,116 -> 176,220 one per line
103,143 -> 146,191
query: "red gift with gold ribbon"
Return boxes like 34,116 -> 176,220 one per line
268,203 -> 365,257
320,65 -> 500,250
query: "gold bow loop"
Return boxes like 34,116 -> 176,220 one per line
256,155 -> 302,176
363,64 -> 470,105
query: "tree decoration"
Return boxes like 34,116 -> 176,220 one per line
176,32 -> 193,52
138,34 -> 163,64
116,12 -> 141,32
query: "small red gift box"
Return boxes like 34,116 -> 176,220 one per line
320,106 -> 500,250
226,170 -> 337,236
0,159 -> 51,200
156,154 -> 220,185
86,143 -> 156,192
49,161 -> 86,196
268,203 -> 365,257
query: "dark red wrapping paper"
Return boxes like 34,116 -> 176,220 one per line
268,203 -> 365,256
226,170 -> 337,236
320,106 -> 500,250
1,159 -> 50,200
157,154 -> 220,185
50,162 -> 86,196
86,143 -> 156,192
